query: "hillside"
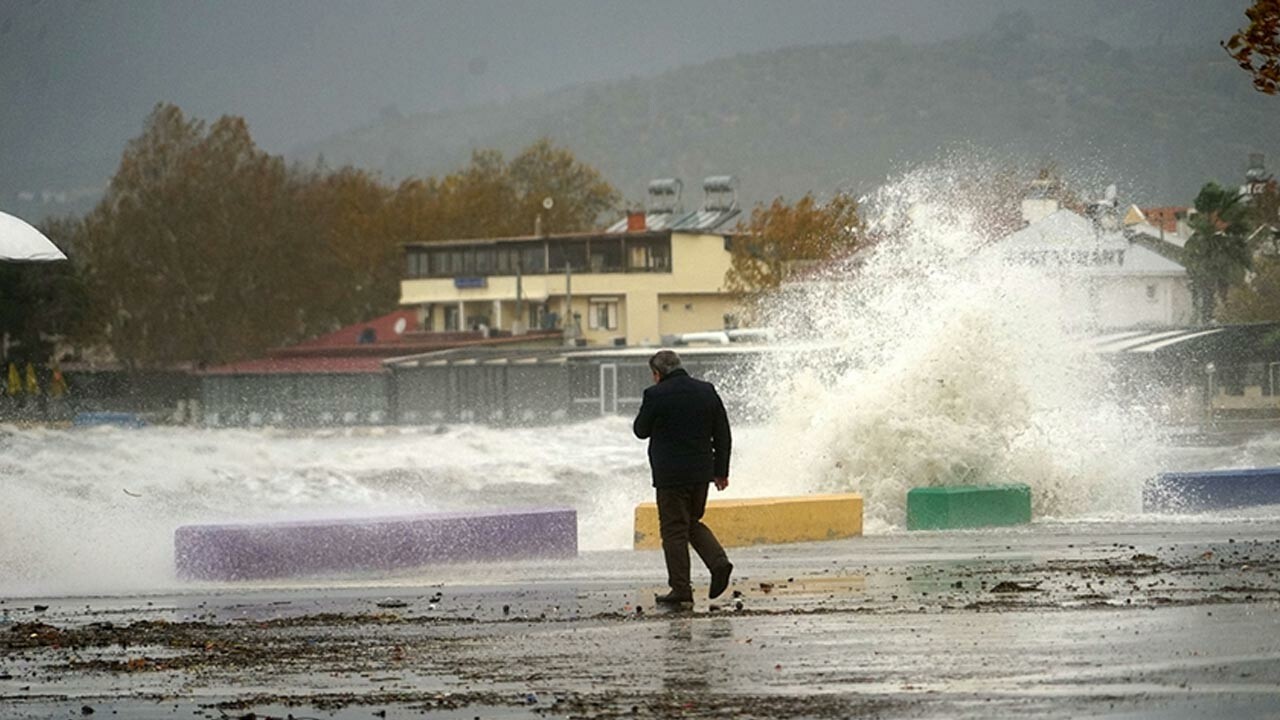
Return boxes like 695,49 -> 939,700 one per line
296,25 -> 1280,210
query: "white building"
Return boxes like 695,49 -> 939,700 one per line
1002,201 -> 1193,329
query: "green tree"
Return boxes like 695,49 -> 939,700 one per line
1183,182 -> 1252,324
1224,0 -> 1280,94
1222,256 -> 1280,322
725,193 -> 865,299
1218,180 -> 1279,322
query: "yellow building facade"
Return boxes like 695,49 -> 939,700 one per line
399,229 -> 740,347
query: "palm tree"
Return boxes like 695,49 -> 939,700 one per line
1183,182 -> 1251,324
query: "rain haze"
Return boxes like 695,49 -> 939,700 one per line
4,2 -> 1280,719
0,0 -> 1266,216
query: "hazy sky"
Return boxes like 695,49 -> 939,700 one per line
0,0 -> 1252,203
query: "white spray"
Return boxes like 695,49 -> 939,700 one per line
736,165 -> 1160,527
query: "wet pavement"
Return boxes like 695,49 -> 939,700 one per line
3,518 -> 1280,719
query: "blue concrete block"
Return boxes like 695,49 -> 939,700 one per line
1144,467 -> 1280,512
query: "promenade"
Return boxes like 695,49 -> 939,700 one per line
3,518 -> 1279,718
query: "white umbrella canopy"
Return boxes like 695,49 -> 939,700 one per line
0,210 -> 67,262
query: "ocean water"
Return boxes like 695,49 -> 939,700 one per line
3,419 -> 1280,598
0,420 -> 656,596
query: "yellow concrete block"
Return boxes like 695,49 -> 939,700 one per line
633,493 -> 863,549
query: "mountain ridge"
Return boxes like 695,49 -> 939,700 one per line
294,26 -> 1280,210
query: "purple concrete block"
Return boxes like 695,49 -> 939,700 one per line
175,507 -> 578,581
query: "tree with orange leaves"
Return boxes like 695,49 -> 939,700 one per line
1224,0 -> 1280,94
725,193 -> 865,299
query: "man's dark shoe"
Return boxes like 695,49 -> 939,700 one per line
654,591 -> 694,607
709,562 -> 734,599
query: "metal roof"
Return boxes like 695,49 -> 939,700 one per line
604,207 -> 741,234
605,175 -> 742,234
383,346 -> 571,369
201,356 -> 389,376
671,206 -> 742,232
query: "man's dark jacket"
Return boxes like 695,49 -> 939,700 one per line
632,368 -> 732,488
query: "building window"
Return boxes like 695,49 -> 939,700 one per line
1146,284 -> 1157,302
1221,364 -> 1246,396
406,250 -> 427,278
428,250 -> 446,275
473,248 -> 496,274
588,300 -> 619,330
548,240 -> 589,272
413,241 -> 557,278
661,303 -> 670,312
627,237 -> 672,272
684,303 -> 694,311
444,306 -> 461,332
1244,362 -> 1265,394
589,238 -> 625,273
522,245 -> 546,273
496,245 -> 523,274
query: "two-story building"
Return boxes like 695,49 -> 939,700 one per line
399,177 -> 744,346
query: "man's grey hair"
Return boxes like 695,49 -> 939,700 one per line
648,349 -> 682,377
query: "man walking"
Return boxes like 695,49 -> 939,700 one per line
633,350 -> 733,606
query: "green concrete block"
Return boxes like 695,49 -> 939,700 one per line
906,484 -> 1032,531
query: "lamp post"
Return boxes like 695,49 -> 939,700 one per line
513,257 -> 525,336
1205,362 -> 1217,427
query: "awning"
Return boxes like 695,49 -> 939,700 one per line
1088,328 -> 1224,354
0,211 -> 66,262
1087,324 -> 1280,363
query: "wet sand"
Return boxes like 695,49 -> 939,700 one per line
3,519 -> 1280,719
